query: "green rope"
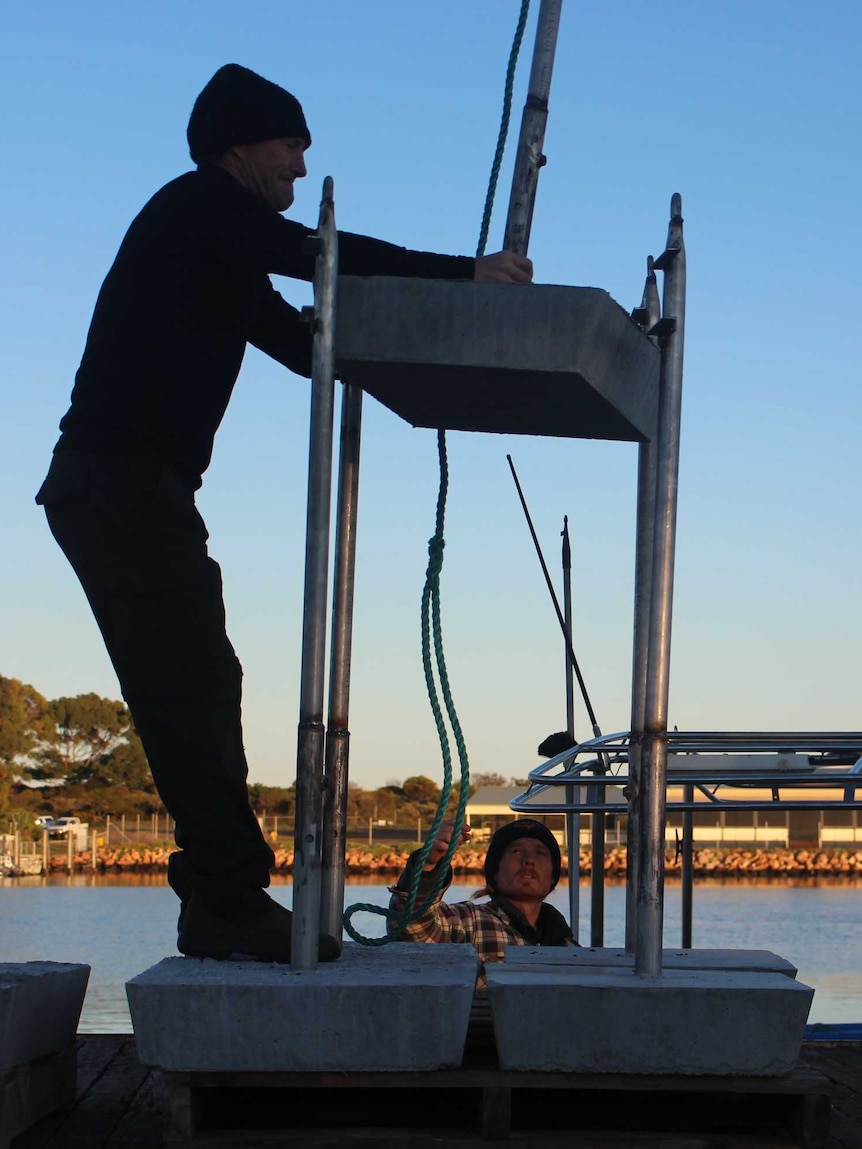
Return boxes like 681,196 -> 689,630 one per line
343,0 -> 531,945
477,0 -> 532,260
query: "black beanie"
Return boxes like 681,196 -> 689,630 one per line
483,818 -> 562,891
187,64 -> 311,163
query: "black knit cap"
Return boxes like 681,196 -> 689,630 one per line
187,64 -> 311,163
483,818 -> 562,891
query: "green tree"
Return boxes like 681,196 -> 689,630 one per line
95,736 -> 153,790
471,772 -> 508,788
248,783 -> 296,817
0,675 -> 50,766
0,676 -> 51,817
32,693 -> 135,782
403,775 -> 441,805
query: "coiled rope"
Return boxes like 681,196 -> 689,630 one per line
343,0 -> 532,944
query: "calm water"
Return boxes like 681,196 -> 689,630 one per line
1,874 -> 859,1032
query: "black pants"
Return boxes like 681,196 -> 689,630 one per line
36,450 -> 275,921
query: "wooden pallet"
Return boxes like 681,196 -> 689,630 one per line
15,1037 -> 860,1149
159,1061 -> 832,1147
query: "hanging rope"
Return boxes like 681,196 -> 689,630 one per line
343,0 -> 531,945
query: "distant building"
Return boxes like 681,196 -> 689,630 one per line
466,780 -> 862,850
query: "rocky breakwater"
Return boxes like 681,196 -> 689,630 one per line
54,843 -> 862,877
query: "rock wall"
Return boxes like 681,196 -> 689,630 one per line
52,844 -> 862,877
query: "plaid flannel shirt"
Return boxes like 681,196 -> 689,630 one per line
388,851 -> 574,966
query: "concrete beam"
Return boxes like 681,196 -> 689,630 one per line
486,966 -> 813,1075
127,944 -> 479,1073
501,946 -> 798,977
0,962 -> 89,1071
335,279 -> 659,442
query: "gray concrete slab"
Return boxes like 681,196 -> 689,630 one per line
0,1044 -> 77,1149
0,962 -> 90,1070
335,278 -> 660,442
127,943 -> 479,1073
486,966 -> 813,1076
502,946 -> 798,977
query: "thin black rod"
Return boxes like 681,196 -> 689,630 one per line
681,782 -> 694,948
507,454 -> 601,736
561,515 -> 580,942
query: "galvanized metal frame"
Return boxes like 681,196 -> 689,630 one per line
292,177 -> 339,970
634,194 -> 687,975
503,0 -> 563,255
319,381 -> 364,941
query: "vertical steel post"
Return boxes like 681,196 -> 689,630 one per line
634,194 -> 686,977
626,439 -> 657,949
319,381 -> 364,942
590,794 -> 605,946
561,517 -> 579,941
503,0 -> 563,256
626,259 -> 661,951
292,177 -> 338,970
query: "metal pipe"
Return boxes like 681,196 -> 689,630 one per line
292,177 -> 338,970
635,194 -> 686,978
532,729 -> 862,754
320,382 -> 364,942
626,438 -> 657,949
590,794 -> 605,947
503,0 -> 564,256
626,256 -> 661,949
561,516 -> 579,941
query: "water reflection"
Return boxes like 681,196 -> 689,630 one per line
1,873 -> 860,1032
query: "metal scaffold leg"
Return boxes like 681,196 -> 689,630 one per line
320,381 -> 364,941
293,177 -> 338,970
626,437 -> 657,951
633,194 -> 687,977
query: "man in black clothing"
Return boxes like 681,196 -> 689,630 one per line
36,64 -> 532,963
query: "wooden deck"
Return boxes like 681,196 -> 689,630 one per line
8,1036 -> 862,1149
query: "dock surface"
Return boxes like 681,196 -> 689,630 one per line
8,1036 -> 862,1148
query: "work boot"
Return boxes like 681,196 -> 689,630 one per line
178,892 -> 340,962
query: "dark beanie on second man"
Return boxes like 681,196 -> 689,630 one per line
483,818 -> 562,891
187,64 -> 311,163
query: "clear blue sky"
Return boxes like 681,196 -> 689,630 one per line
2,1 -> 860,791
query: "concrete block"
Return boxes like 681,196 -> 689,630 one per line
502,946 -> 798,977
0,963 -> 90,1071
335,278 -> 659,442
486,967 -> 813,1076
0,1044 -> 77,1149
127,943 -> 479,1073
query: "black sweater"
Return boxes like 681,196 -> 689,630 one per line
57,167 -> 474,489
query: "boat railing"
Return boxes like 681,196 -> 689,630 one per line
510,730 -> 862,947
511,730 -> 862,814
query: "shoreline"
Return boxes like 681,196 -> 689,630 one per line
35,843 -> 862,878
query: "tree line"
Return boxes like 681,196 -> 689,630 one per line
1,672 -> 523,835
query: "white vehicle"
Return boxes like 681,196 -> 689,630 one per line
47,816 -> 83,838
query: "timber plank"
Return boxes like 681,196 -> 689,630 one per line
821,1108 -> 862,1149
42,1040 -> 150,1149
803,1049 -> 862,1138
160,1131 -> 811,1148
16,1033 -> 134,1146
100,1071 -> 163,1149
803,1049 -> 862,1099
74,1039 -> 129,1102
